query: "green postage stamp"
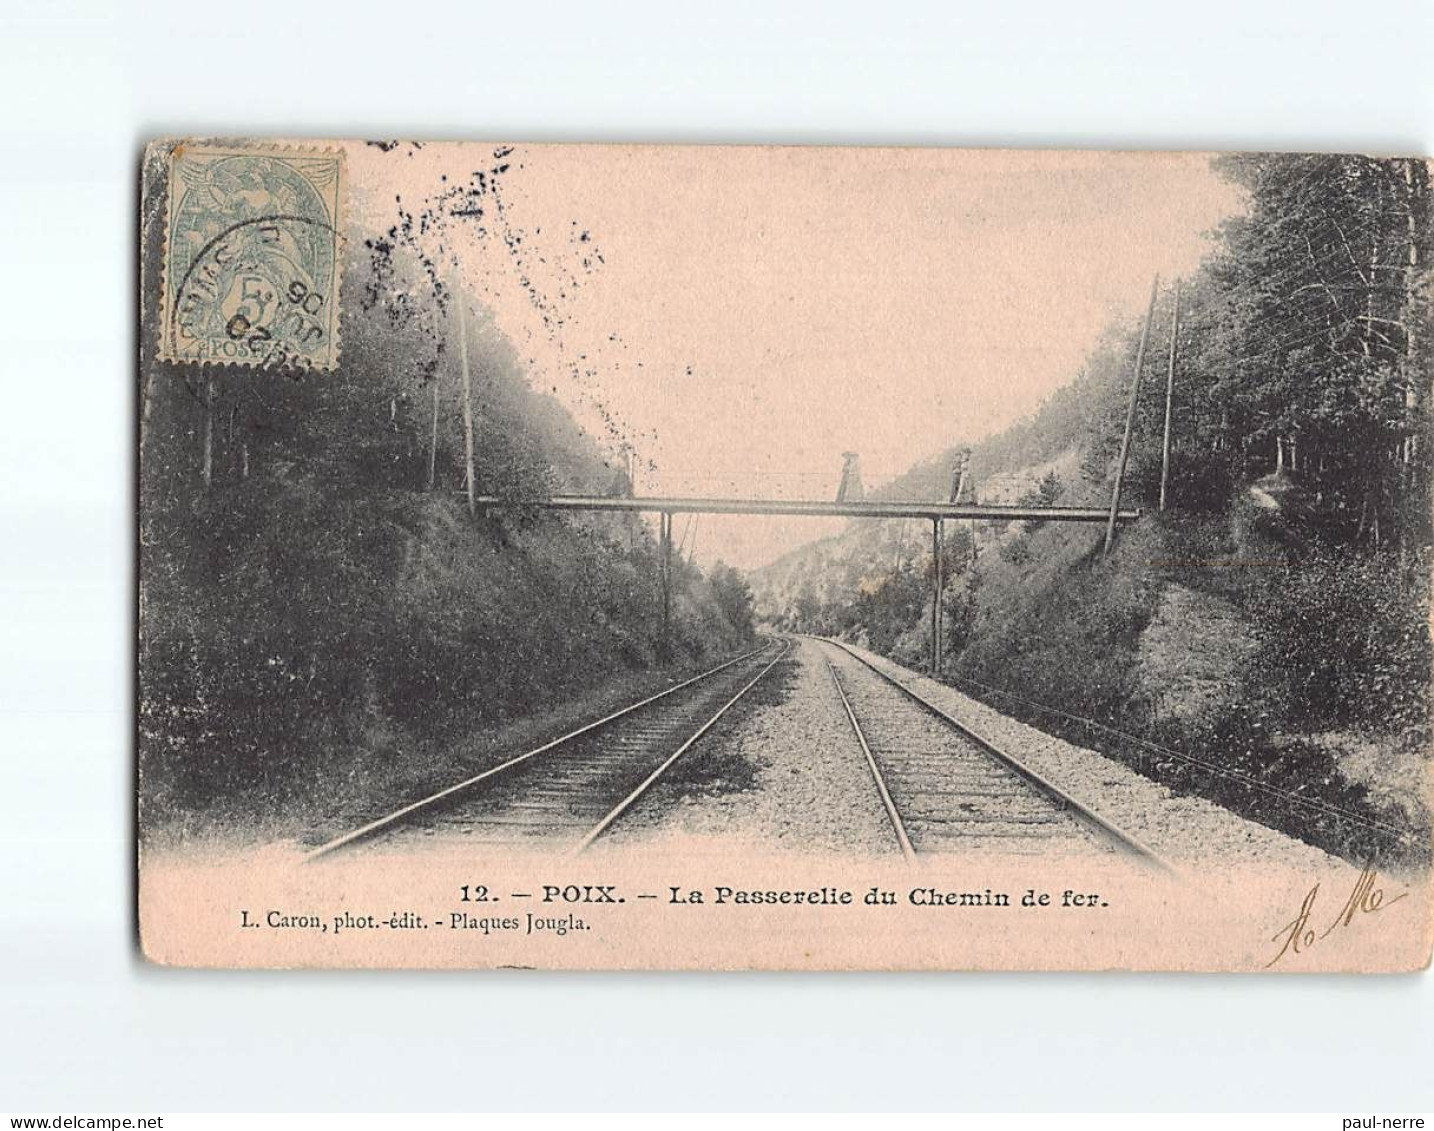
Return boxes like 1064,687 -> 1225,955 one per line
158,142 -> 344,371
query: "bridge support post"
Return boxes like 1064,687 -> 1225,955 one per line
660,510 -> 672,656
931,518 -> 944,677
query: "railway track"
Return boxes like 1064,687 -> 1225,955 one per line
821,639 -> 1171,870
306,639 -> 790,860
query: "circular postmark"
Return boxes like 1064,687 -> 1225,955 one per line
168,214 -> 341,373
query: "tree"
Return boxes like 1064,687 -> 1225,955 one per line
708,562 -> 756,639
1197,155 -> 1432,547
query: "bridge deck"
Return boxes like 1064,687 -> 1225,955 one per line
474,494 -> 1140,523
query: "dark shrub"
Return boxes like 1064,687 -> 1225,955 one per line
1126,448 -> 1235,513
1240,544 -> 1430,737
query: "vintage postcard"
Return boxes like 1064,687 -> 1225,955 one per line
137,139 -> 1434,971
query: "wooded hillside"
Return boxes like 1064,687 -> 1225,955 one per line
137,148 -> 756,836
752,154 -> 1432,862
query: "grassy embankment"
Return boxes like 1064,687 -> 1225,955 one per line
141,488 -> 760,850
922,490 -> 1430,867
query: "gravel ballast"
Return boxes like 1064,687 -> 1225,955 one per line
834,639 -> 1349,871
609,635 -> 1355,873
602,637 -> 900,856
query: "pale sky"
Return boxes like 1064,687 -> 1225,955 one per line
352,143 -> 1244,569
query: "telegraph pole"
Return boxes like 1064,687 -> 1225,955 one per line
453,270 -> 476,516
1159,278 -> 1181,512
1104,275 -> 1159,558
200,376 -> 215,490
427,375 -> 441,491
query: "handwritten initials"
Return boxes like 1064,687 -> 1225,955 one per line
1266,866 -> 1406,968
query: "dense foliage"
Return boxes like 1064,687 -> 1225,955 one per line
757,154 -> 1432,860
1134,156 -> 1431,547
138,155 -> 755,830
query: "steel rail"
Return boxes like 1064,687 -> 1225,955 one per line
821,639 -> 1175,873
572,638 -> 793,853
826,659 -> 916,862
304,641 -> 777,861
